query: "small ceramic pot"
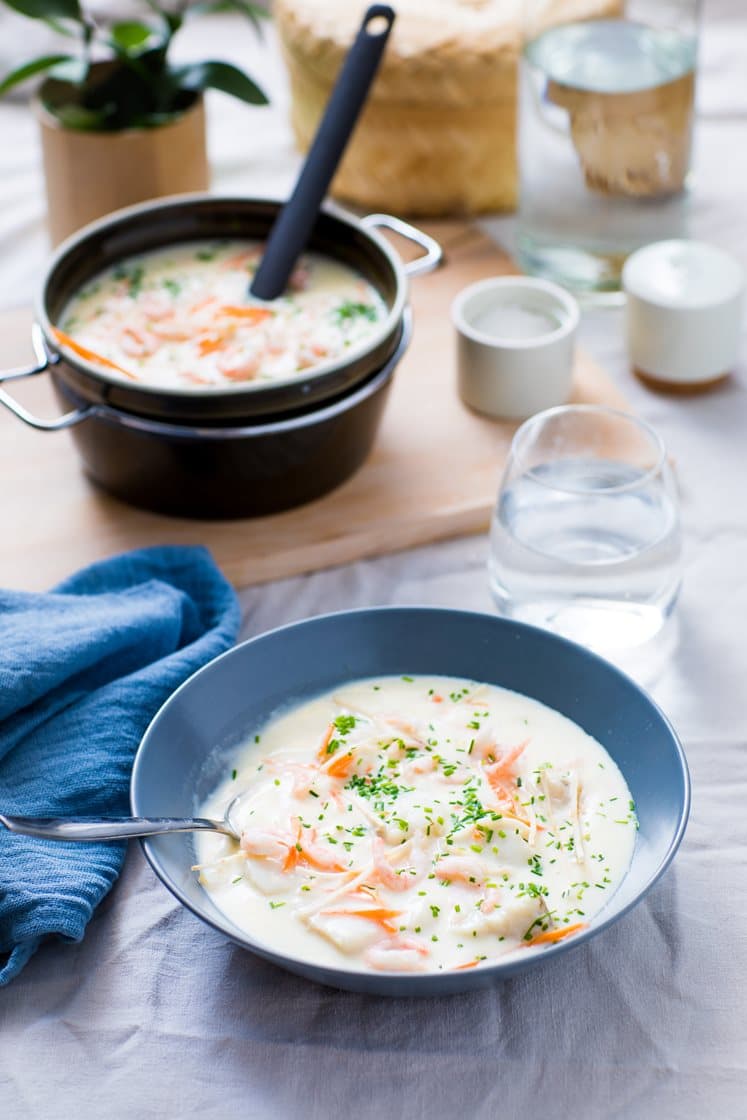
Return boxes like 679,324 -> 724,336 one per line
451,276 -> 579,421
35,72 -> 209,246
622,239 -> 745,392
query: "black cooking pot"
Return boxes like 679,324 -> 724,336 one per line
34,195 -> 440,423
1,314 -> 410,519
0,195 -> 439,518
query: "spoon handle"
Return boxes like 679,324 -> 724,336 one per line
0,813 -> 230,841
250,4 -> 396,300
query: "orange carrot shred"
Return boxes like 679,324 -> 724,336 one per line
198,329 -> 235,355
316,722 -> 336,761
218,305 -> 273,323
282,838 -> 345,875
220,367 -> 258,383
326,752 -> 355,779
527,922 -> 588,947
298,850 -> 346,874
324,907 -> 402,933
282,846 -> 300,872
51,327 -> 138,381
452,959 -> 481,970
189,296 -> 216,314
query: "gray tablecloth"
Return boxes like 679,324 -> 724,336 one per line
1,6 -> 746,1118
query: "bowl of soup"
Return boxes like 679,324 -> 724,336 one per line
0,195 -> 437,516
131,607 -> 690,995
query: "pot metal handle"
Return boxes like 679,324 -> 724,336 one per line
0,324 -> 93,431
360,213 -> 443,277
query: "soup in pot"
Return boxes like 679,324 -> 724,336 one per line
56,240 -> 388,390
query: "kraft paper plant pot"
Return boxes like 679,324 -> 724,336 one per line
35,79 -> 209,246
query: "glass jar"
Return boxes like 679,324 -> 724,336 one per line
517,1 -> 702,301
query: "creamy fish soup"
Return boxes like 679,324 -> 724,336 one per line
195,676 -> 637,974
57,240 -> 387,390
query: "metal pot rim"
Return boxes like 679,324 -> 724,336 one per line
35,193 -> 412,405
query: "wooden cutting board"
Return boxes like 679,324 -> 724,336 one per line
0,222 -> 627,592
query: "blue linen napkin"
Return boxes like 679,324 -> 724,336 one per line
0,546 -> 240,985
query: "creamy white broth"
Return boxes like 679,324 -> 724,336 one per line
57,240 -> 387,390
195,676 -> 637,975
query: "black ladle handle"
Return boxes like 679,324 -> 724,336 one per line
250,4 -> 396,301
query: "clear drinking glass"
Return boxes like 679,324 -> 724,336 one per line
517,1 -> 702,300
488,405 -> 682,659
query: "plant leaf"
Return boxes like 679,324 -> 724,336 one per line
48,57 -> 88,84
43,16 -> 79,37
172,60 -> 268,105
0,53 -> 72,95
140,0 -> 181,37
3,0 -> 81,21
109,21 -> 154,53
47,102 -> 110,130
81,60 -> 162,125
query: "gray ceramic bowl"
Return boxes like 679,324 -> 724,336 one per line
131,608 -> 690,996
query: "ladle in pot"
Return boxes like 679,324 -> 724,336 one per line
250,4 -> 396,301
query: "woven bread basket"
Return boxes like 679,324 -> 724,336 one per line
275,0 -> 622,217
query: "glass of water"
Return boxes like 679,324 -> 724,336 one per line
518,0 -> 701,299
488,405 -> 682,659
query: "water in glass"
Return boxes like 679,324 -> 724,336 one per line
489,409 -> 682,657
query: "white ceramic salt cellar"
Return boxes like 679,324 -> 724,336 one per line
451,276 -> 579,420
623,239 -> 744,391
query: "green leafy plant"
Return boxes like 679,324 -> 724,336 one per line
0,0 -> 268,130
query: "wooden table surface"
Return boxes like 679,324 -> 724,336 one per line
0,222 -> 627,591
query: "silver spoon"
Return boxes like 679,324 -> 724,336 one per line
0,790 -> 248,843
